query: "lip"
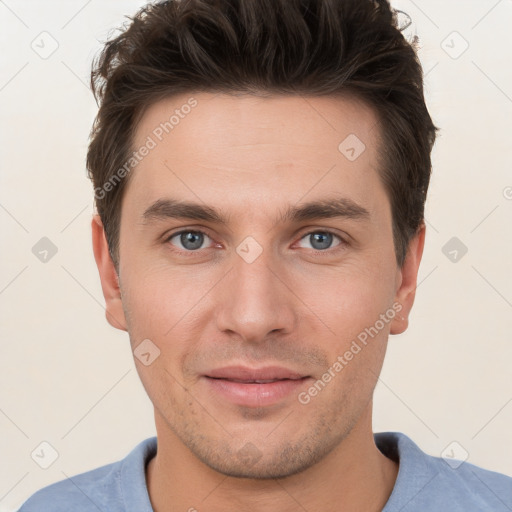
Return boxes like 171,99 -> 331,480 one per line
206,365 -> 305,381
204,366 -> 311,407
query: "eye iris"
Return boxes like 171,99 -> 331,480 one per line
181,231 -> 204,250
310,232 -> 332,250
176,232 -> 336,251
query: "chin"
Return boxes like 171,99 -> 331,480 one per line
188,437 -> 333,480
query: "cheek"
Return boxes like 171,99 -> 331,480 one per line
121,265 -> 199,332
300,276 -> 396,401
307,264 -> 396,343
120,269 -> 214,382
305,297 -> 391,413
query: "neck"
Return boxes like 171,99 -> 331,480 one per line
146,405 -> 398,512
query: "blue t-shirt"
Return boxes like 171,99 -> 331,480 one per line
17,432 -> 512,511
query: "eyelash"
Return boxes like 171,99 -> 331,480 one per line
163,228 -> 348,256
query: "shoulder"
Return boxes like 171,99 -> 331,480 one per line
16,461 -> 120,512
430,451 -> 512,509
16,437 -> 157,512
376,431 -> 512,512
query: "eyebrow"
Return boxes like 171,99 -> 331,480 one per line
141,197 -> 370,226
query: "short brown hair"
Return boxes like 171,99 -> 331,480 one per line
87,0 -> 438,269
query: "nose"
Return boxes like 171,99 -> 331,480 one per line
214,244 -> 298,344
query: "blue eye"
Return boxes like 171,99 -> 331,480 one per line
168,231 -> 212,251
165,229 -> 345,255
298,231 -> 342,251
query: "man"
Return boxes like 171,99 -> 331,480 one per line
18,0 -> 512,510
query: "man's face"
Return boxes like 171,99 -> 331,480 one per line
110,92 -> 412,478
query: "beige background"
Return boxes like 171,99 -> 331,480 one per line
1,1 -> 511,510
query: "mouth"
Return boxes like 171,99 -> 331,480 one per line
211,378 -> 301,384
203,366 -> 311,407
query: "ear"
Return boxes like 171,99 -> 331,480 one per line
91,214 -> 127,331
389,223 -> 426,335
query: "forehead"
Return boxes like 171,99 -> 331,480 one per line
133,91 -> 380,157
125,92 -> 386,219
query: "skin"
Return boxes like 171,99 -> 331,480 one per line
92,92 -> 425,511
